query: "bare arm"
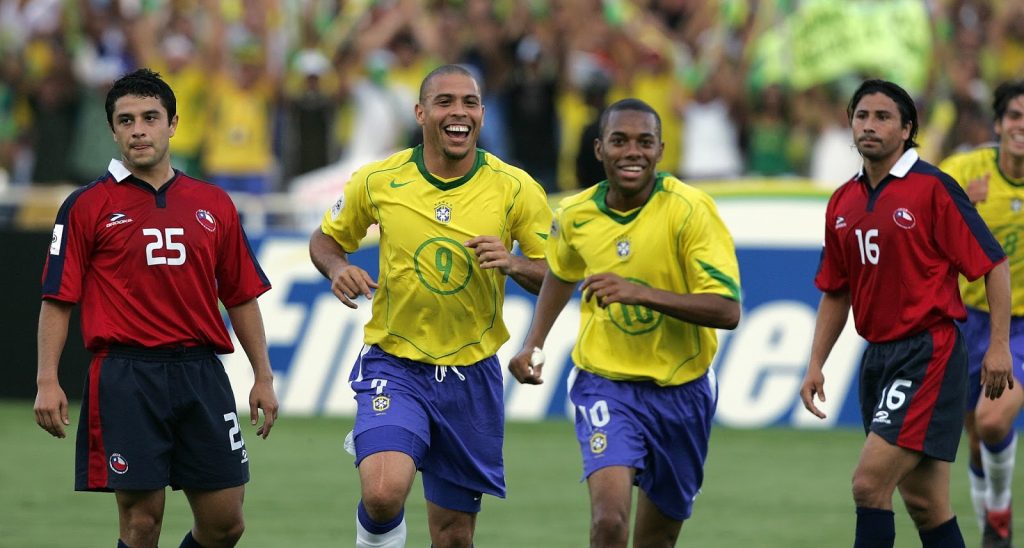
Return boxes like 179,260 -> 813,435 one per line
464,235 -> 547,295
980,260 -> 1013,399
799,291 -> 851,419
226,298 -> 278,439
579,273 -> 741,329
35,300 -> 73,438
508,271 -> 578,384
309,229 -> 378,309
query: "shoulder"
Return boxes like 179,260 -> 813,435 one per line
938,145 -> 997,172
556,184 -> 601,213
479,150 -> 545,190
60,175 -> 115,215
353,148 -> 417,187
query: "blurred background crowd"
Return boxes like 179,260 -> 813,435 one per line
0,0 -> 1022,229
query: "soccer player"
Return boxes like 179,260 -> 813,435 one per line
308,64 -> 551,548
938,80 -> 1024,548
800,79 -> 1013,548
508,98 -> 741,548
33,69 -> 278,548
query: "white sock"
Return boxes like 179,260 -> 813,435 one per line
355,512 -> 407,548
969,465 -> 987,529
982,431 -> 1017,512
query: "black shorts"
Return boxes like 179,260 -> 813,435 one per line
859,323 -> 968,462
75,346 -> 250,492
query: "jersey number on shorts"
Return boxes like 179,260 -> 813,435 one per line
855,228 -> 880,265
143,227 -> 187,266
577,400 -> 611,429
878,379 -> 912,411
223,412 -> 246,450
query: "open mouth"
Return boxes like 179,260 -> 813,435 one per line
444,124 -> 470,141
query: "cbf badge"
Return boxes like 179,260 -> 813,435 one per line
372,394 -> 391,413
589,431 -> 608,454
615,236 -> 631,260
434,201 -> 453,224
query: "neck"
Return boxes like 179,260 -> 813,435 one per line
423,147 -> 474,180
999,151 -> 1024,180
862,150 -> 905,189
127,161 -> 174,190
606,184 -> 654,211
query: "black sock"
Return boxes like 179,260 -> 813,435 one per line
918,516 -> 965,548
854,507 -> 895,548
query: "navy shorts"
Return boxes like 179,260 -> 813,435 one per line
859,323 -> 967,462
348,345 -> 506,513
958,307 -> 1024,410
75,346 -> 249,492
567,367 -> 718,522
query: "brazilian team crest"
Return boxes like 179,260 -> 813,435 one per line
589,431 -> 608,454
434,201 -> 453,224
372,394 -> 391,413
615,236 -> 631,259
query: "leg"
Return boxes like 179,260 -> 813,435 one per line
359,450 -> 417,522
182,485 -> 246,548
115,489 -> 166,548
426,501 -> 476,548
850,433 -> 925,548
896,458 -> 965,548
632,489 -> 682,548
587,466 -> 635,548
963,410 -> 988,529
975,383 -> 1022,546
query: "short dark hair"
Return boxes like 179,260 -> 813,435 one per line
847,79 -> 919,149
598,98 -> 662,139
993,80 -> 1024,121
105,68 -> 177,129
418,64 -> 478,104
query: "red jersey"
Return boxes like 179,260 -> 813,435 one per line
42,160 -> 271,353
815,149 -> 1004,343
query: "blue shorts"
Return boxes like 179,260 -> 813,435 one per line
567,367 -> 718,521
958,307 -> 1024,410
348,345 -> 506,513
75,346 -> 249,492
860,323 -> 967,462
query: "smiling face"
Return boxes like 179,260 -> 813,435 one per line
595,109 -> 664,210
415,72 -> 483,170
111,94 -> 177,174
851,92 -> 911,166
996,94 -> 1024,161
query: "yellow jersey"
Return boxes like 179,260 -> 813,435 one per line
548,174 -> 740,385
321,145 -> 552,364
939,146 -> 1024,314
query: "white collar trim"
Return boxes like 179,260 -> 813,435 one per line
107,159 -> 131,182
856,148 -> 919,180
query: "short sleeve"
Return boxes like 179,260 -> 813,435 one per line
320,170 -> 377,252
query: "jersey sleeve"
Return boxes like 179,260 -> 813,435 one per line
546,207 -> 586,282
215,195 -> 271,307
509,177 -> 552,259
41,187 -> 96,303
932,174 -> 1005,281
320,169 -> 376,252
678,193 -> 741,300
814,194 -> 849,293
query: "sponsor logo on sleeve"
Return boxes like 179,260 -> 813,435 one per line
105,212 -> 134,228
330,195 -> 345,220
50,224 -> 64,255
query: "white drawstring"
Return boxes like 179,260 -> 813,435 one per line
434,365 -> 466,383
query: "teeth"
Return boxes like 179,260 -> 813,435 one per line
621,166 -> 642,172
445,125 -> 469,133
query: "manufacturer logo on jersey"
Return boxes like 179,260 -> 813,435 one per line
104,212 -> 134,228
50,224 -> 64,255
372,394 -> 391,413
434,202 -> 453,224
195,210 -> 217,232
330,194 -> 345,220
589,432 -> 608,454
872,410 -> 891,424
573,218 -> 593,229
109,453 -> 129,474
892,208 -> 916,229
389,179 -> 415,188
835,216 -> 847,229
615,236 -> 631,259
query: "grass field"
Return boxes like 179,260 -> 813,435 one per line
1,399 -> 1018,547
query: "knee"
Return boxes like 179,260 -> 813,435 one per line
591,507 -> 630,546
901,492 -> 934,527
851,472 -> 889,508
361,488 -> 406,522
124,510 -> 163,541
975,413 -> 1010,445
196,517 -> 245,547
431,525 -> 473,548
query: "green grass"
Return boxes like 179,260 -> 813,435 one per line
0,400 -> 1018,547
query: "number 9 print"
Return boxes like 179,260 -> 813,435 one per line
413,237 -> 474,295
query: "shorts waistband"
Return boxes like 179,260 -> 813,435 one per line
103,344 -> 216,360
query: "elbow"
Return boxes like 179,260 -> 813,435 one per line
717,303 -> 741,330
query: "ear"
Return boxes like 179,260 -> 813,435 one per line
169,114 -> 178,138
415,103 -> 425,126
593,138 -> 603,162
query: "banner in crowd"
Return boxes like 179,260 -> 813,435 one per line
222,192 -> 1024,430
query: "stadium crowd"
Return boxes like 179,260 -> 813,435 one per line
0,0 -> 1022,211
